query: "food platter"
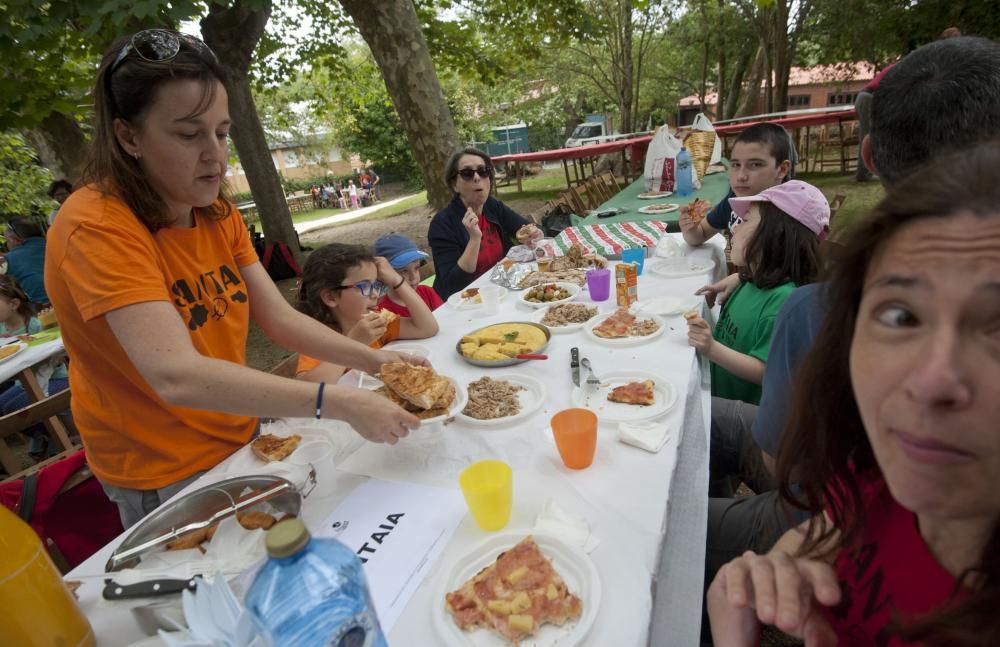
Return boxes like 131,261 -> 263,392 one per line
516,282 -> 581,309
637,191 -> 672,199
432,532 -> 600,647
529,303 -> 603,333
638,203 -> 679,215
456,373 -> 546,427
456,322 -> 551,367
583,312 -> 666,346
570,370 -> 677,423
0,341 -> 27,364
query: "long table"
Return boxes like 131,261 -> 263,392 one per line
69,235 -> 726,646
572,170 -> 731,229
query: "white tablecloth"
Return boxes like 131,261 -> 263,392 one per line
0,336 -> 65,383
69,234 -> 727,646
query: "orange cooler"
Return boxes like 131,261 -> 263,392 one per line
0,505 -> 96,646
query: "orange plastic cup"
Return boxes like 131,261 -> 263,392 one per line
458,460 -> 513,531
551,408 -> 597,469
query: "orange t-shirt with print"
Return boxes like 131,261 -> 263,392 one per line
296,316 -> 400,376
45,186 -> 259,490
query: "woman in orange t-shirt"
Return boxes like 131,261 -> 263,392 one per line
45,30 -> 425,528
294,244 -> 439,382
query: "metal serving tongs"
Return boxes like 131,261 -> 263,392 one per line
108,480 -> 296,571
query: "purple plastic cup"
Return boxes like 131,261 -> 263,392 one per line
587,268 -> 611,301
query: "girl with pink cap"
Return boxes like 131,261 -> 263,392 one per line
686,180 -> 830,405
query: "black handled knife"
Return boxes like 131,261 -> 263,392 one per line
570,347 -> 580,387
103,576 -> 200,600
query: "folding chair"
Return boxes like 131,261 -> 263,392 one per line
600,171 -> 623,193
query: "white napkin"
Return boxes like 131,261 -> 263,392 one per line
158,574 -> 262,647
534,499 -> 600,554
655,236 -> 682,258
618,420 -> 673,453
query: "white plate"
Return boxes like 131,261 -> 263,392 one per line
448,286 -> 508,311
0,342 -> 27,364
457,373 -> 546,427
583,312 -> 666,346
517,282 -> 581,309
571,370 -> 677,423
647,257 -> 717,278
529,303 -> 603,333
635,295 -> 701,317
637,191 -> 673,199
638,203 -> 679,215
432,532 -> 600,647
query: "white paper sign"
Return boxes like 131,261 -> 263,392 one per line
316,478 -> 466,633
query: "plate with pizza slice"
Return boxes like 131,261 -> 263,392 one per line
571,370 -> 677,423
637,190 -> 673,199
638,203 -> 679,215
433,532 -> 600,647
583,308 -> 666,346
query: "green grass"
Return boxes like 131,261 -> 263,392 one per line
796,171 -> 885,235
321,192 -> 429,228
494,166 -> 571,203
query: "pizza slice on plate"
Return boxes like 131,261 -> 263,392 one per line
607,380 -> 655,406
251,434 -> 302,462
592,307 -> 635,338
379,362 -> 455,411
445,536 -> 583,644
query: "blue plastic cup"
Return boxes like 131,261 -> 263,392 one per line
620,247 -> 646,275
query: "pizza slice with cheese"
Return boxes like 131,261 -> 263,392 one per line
592,307 -> 636,338
445,536 -> 583,643
607,380 -> 656,406
379,362 -> 455,411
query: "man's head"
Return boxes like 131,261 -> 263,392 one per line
47,179 -> 72,204
729,123 -> 793,198
4,218 -> 44,249
864,36 -> 1000,186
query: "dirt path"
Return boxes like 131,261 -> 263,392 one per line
246,196 -> 548,371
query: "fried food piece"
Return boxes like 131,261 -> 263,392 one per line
236,511 -> 277,530
379,362 -> 453,410
251,434 -> 302,462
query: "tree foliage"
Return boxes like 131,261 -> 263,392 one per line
0,132 -> 56,218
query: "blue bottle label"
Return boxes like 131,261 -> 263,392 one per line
325,610 -> 385,647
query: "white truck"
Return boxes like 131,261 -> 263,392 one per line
564,114 -> 620,148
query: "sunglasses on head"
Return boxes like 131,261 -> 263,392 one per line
331,280 -> 388,299
456,166 -> 492,181
109,29 -> 216,77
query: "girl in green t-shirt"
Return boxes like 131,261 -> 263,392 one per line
686,180 -> 829,405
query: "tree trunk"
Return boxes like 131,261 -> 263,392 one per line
771,1 -> 790,111
21,112 -> 88,184
716,0 -> 726,121
736,45 -> 765,117
201,1 -> 303,266
725,47 -> 752,122
339,0 -> 459,210
618,0 -> 634,134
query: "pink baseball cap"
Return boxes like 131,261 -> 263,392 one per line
729,180 -> 830,239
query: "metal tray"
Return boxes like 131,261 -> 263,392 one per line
456,321 -> 551,367
106,474 -> 302,571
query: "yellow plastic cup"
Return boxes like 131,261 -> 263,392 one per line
458,460 -> 513,531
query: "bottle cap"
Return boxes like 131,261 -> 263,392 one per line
265,518 -> 310,558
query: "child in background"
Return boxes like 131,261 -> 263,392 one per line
686,181 -> 827,405
374,233 -> 444,316
348,181 -> 359,209
681,123 -> 794,247
295,244 -> 438,384
0,275 -> 69,458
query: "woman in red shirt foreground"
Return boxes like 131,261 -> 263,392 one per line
708,142 -> 1000,646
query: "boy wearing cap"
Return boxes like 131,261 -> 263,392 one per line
374,233 -> 444,317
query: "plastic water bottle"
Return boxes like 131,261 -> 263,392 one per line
676,147 -> 694,196
246,519 -> 388,647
